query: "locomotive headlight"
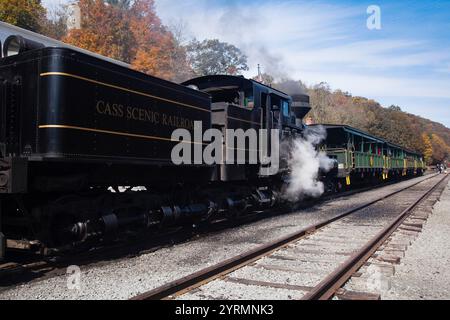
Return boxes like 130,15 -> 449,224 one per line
3,35 -> 44,57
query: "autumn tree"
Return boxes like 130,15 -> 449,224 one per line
131,36 -> 176,79
431,134 -> 450,163
128,0 -> 177,79
63,0 -> 135,63
187,39 -> 249,76
388,105 -> 402,112
0,0 -> 47,32
421,133 -> 433,165
307,82 -> 334,124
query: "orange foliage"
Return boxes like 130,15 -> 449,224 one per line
132,41 -> 175,79
63,0 -> 133,62
128,0 -> 176,79
63,0 -> 177,80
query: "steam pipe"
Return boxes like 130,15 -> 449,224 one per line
3,35 -> 44,57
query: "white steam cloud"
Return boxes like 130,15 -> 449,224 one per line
284,126 -> 335,201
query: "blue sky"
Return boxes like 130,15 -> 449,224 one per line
43,0 -> 450,128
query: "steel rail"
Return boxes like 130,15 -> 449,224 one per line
301,173 -> 449,300
131,174 -> 440,300
0,177 -> 433,286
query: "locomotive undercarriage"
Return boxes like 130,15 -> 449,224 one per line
0,165 -> 424,258
1,176 -> 281,256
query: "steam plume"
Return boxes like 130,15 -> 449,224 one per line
274,79 -> 307,96
284,126 -> 335,201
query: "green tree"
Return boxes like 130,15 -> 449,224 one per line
0,0 -> 47,32
187,39 -> 249,76
388,105 -> 402,112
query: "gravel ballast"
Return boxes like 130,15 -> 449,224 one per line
0,175 -> 440,300
383,179 -> 450,300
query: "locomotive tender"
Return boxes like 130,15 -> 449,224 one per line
0,25 -> 424,259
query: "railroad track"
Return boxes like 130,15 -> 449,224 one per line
132,173 -> 448,300
0,176 -> 429,288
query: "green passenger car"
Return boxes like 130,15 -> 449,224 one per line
313,125 -> 425,189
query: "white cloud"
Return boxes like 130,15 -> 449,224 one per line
155,0 -> 360,76
155,0 -> 450,126
286,39 -> 448,70
42,0 -> 70,8
298,71 -> 450,99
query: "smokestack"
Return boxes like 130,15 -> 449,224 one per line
291,94 -> 311,125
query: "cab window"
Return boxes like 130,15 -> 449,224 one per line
244,90 -> 254,109
282,100 -> 290,117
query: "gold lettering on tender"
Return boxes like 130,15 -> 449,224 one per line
96,100 -> 105,114
95,100 -> 195,130
131,107 -> 140,121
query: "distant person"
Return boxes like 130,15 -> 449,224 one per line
304,117 -> 314,125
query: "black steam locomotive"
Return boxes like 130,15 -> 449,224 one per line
0,32 -> 314,259
0,29 -> 425,259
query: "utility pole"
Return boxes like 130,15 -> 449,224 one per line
257,64 -> 262,82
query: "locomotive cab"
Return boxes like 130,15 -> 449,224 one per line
183,75 -> 305,181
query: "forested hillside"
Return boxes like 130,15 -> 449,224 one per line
306,83 -> 450,165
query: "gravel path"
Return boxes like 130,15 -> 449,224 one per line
0,175 -> 436,300
383,179 -> 450,300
